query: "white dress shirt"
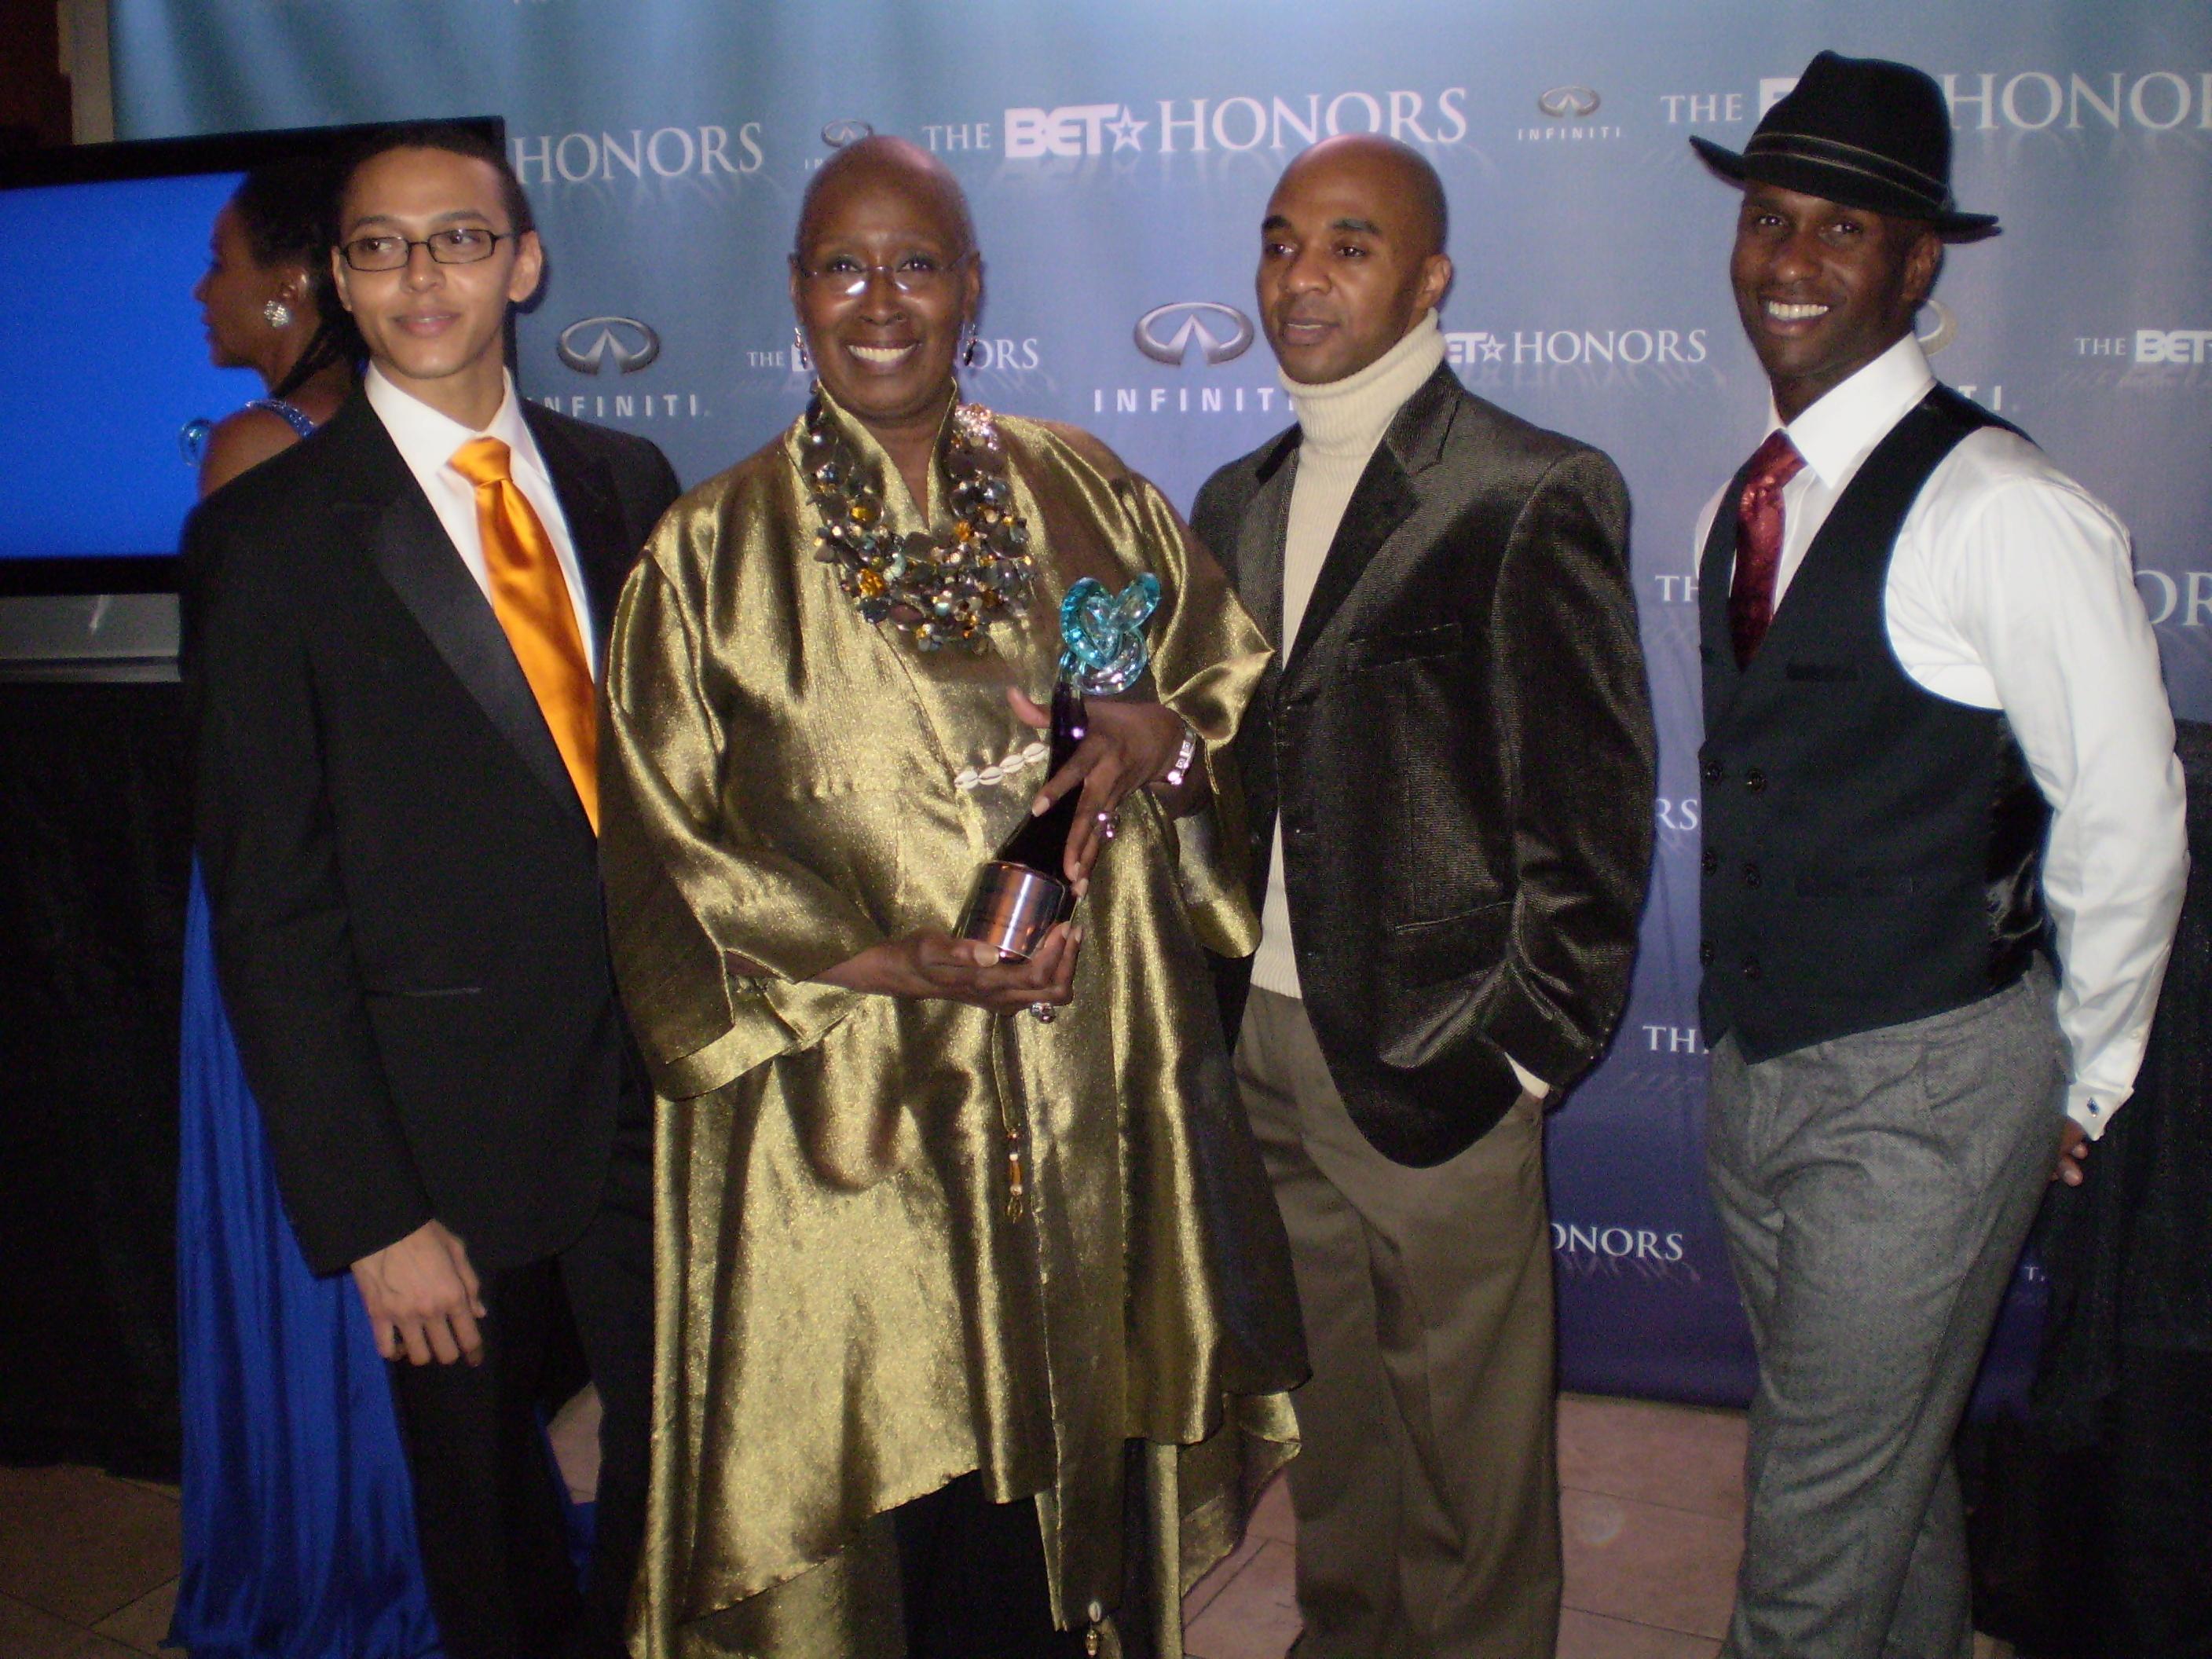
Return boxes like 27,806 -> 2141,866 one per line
1694,335 -> 2187,1134
364,366 -> 598,673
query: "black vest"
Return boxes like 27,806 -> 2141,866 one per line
1697,386 -> 2050,1061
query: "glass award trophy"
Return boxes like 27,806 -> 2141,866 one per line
957,574 -> 1161,960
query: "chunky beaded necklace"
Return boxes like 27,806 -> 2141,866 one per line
801,388 -> 1036,651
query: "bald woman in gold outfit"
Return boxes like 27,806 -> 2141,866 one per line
599,136 -> 1303,1659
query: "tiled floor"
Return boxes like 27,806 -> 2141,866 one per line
1184,1393 -> 1745,1659
0,1464 -> 183,1657
0,1391 -> 1980,1659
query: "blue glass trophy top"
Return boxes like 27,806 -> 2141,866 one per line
1057,573 -> 1160,696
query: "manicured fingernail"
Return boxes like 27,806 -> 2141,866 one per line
1031,795 -> 1049,815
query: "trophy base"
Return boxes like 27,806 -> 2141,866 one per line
958,860 -> 1073,961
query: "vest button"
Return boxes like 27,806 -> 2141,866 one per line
1698,939 -> 1716,966
1701,850 -> 1718,876
1701,757 -> 1724,784
1744,767 -> 1767,793
1741,956 -> 1763,981
1742,861 -> 1761,888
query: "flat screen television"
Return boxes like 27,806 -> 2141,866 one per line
0,119 -> 503,623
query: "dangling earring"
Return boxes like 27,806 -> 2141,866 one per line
262,298 -> 294,329
959,320 -> 982,370
792,324 -> 814,375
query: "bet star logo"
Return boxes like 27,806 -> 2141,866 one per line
1444,330 -> 1507,365
1104,108 -> 1148,150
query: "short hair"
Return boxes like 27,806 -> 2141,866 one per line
336,122 -> 536,239
793,134 -> 974,258
1277,134 -> 1449,258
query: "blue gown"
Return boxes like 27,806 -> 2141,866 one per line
170,863 -> 445,1658
172,392 -> 441,1656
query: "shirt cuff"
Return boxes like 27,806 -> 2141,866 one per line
1506,1053 -> 1552,1102
2065,1082 -> 2129,1140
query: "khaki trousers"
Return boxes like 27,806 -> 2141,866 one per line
1234,987 -> 1561,1659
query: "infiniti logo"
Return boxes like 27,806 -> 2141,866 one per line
557,317 -> 661,376
822,119 -> 874,148
1915,299 -> 1957,357
1538,85 -> 1602,119
1133,302 -> 1254,367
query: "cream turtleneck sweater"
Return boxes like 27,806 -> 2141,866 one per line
1247,313 -> 1547,1099
1251,311 -> 1445,1002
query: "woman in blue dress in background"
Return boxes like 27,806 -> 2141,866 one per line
174,154 -> 444,1659
188,158 -> 358,493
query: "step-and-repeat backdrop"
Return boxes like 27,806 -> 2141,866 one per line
112,0 -> 2212,1406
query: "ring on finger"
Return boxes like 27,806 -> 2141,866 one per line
1095,808 -> 1119,841
1027,1001 -> 1057,1024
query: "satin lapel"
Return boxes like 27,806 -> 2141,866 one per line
524,405 -> 632,666
340,410 -> 584,828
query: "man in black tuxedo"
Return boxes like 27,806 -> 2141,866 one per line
1194,137 -> 1655,1657
185,125 -> 679,1658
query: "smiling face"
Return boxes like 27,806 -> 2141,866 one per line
193,203 -> 291,374
1730,181 -> 1940,423
332,146 -> 542,427
789,154 -> 978,443
1257,138 -> 1452,386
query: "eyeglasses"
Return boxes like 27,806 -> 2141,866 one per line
340,227 -> 515,272
794,251 -> 972,299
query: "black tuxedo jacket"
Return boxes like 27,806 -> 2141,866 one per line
1193,362 -> 1655,1166
183,393 -> 680,1275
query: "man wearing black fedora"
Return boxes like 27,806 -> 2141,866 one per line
1689,52 -> 2185,1659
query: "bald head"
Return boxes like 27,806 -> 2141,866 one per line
789,132 -> 983,445
1274,134 -> 1448,261
1257,134 -> 1453,384
796,134 -> 974,259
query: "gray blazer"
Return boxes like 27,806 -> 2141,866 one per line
1193,362 -> 1656,1166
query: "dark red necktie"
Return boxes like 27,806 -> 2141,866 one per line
1728,429 -> 1806,668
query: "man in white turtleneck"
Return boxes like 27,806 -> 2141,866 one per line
1251,288 -> 1451,1009
1195,137 -> 1655,1659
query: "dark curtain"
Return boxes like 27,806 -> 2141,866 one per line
1968,720 -> 2212,1659
0,681 -> 190,1478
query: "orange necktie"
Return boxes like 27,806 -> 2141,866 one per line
449,436 -> 599,830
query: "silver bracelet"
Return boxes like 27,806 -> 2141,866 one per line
1163,721 -> 1199,789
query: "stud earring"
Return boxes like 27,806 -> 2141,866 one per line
792,324 -> 813,375
262,298 -> 293,329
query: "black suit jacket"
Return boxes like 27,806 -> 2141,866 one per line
183,393 -> 680,1275
1193,362 -> 1655,1166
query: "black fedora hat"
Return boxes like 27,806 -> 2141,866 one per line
1691,50 -> 1997,236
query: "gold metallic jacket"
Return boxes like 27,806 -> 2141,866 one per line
600,390 -> 1304,1658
